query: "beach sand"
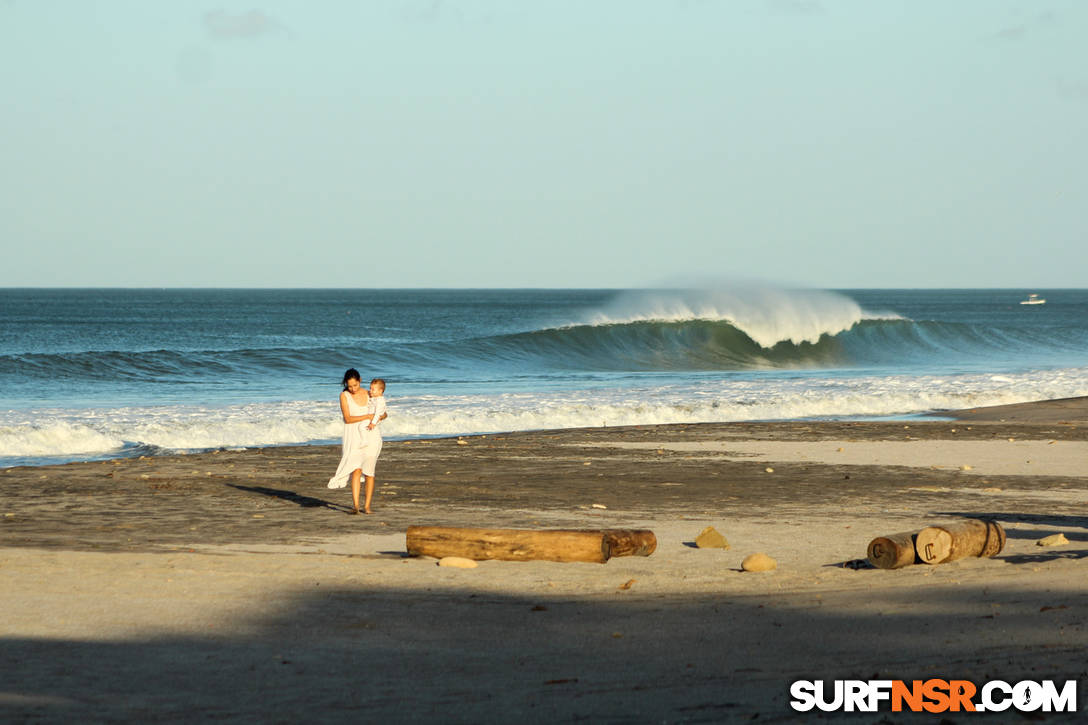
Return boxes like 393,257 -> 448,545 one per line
2,399 -> 1087,722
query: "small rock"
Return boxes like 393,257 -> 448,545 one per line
456,439 -> 468,446
618,579 -> 636,590
836,447 -> 844,452
583,461 -> 592,466
437,556 -> 478,568
764,467 -> 774,473
1037,533 -> 1069,547
695,526 -> 730,549
591,503 -> 607,509
960,465 -> 973,471
741,553 -> 777,572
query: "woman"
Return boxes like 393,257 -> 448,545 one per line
327,368 -> 375,515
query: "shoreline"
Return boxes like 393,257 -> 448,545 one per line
8,395 -> 1088,472
2,397 -> 1087,721
3,396 -> 1087,553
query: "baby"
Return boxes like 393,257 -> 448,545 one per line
359,378 -> 387,514
365,378 -> 387,433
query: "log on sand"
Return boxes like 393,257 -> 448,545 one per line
405,526 -> 657,564
915,519 -> 1006,565
867,531 -> 920,570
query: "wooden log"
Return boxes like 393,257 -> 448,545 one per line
603,529 -> 657,558
867,531 -> 919,569
915,519 -> 1005,565
406,526 -> 654,564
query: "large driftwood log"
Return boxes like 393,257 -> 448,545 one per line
915,519 -> 1005,565
405,526 -> 656,564
867,531 -> 919,569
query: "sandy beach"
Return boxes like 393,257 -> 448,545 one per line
3,399 -> 1087,722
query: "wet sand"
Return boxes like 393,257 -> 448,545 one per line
2,398 -> 1087,722
941,395 -> 1088,424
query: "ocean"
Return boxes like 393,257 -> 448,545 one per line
2,287 -> 1086,468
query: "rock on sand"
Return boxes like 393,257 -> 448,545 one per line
438,556 -> 478,568
741,553 -> 777,572
695,526 -> 730,549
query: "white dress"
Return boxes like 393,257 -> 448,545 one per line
327,392 -> 368,488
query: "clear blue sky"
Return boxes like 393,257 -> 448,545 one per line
2,1 -> 1085,288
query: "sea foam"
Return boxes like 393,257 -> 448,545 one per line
0,420 -> 123,458
4,366 -> 1087,466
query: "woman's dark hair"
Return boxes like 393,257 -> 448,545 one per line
341,368 -> 361,391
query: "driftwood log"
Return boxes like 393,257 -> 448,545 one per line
915,519 -> 1006,565
867,531 -> 920,569
405,526 -> 657,564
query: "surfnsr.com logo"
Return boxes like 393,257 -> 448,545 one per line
790,679 -> 1079,713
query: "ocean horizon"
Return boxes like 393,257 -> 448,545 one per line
3,286 -> 1087,468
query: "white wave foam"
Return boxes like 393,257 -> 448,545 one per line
580,286 -> 900,348
383,369 -> 1088,435
0,421 -> 124,458
5,367 -> 1085,465
0,403 -> 343,461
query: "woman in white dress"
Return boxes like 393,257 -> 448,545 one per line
327,368 -> 376,514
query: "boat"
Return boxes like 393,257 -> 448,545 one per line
1019,293 -> 1046,305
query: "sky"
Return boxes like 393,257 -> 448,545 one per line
2,1 -> 1086,289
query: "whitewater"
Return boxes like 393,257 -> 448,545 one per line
2,287 -> 1087,467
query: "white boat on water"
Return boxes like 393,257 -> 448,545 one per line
1020,293 -> 1046,305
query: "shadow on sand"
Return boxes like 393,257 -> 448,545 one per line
228,484 -> 352,514
3,581 -> 1086,723
934,511 -> 1088,536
